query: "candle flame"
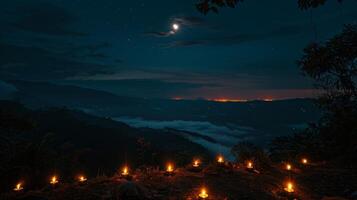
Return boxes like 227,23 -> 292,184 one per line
198,187 -> 209,199
247,161 -> 253,169
14,182 -> 23,191
284,181 -> 295,193
50,176 -> 58,185
217,156 -> 224,163
78,175 -> 87,182
286,163 -> 292,170
302,158 -> 308,164
122,166 -> 129,175
193,159 -> 200,167
166,164 -> 174,172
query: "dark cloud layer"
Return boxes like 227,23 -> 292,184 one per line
63,79 -> 210,98
0,42 -> 114,80
1,0 -> 355,99
165,25 -> 302,47
12,2 -> 86,37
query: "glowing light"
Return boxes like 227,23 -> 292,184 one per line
263,98 -> 274,102
13,182 -> 23,191
166,163 -> 174,173
301,158 -> 308,165
78,175 -> 87,182
193,159 -> 200,167
246,161 -> 253,169
211,98 -> 248,103
172,97 -> 183,100
172,23 -> 179,31
50,176 -> 58,185
217,155 -> 224,164
284,181 -> 295,193
121,166 -> 129,176
198,187 -> 209,199
286,163 -> 292,170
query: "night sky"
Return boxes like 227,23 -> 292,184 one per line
1,0 -> 356,100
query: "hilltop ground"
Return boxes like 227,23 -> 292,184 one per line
2,161 -> 356,200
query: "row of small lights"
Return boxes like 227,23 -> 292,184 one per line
12,156 -> 309,199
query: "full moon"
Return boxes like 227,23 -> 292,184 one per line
172,23 -> 179,31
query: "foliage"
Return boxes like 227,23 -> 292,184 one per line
270,24 -> 357,165
196,0 -> 344,14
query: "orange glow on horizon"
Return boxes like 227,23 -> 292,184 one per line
172,97 -> 183,100
210,98 -> 248,103
263,98 -> 274,102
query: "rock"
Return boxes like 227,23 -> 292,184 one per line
115,181 -> 148,200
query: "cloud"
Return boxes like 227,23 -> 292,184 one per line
166,25 -> 302,47
114,117 -> 256,159
145,16 -> 208,38
62,79 -> 213,99
12,2 -> 86,37
0,42 -> 115,80
0,80 -> 17,99
172,16 -> 206,27
144,31 -> 175,37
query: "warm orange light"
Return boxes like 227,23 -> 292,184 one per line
166,163 -> 174,172
50,176 -> 58,185
286,163 -> 292,170
198,187 -> 209,199
121,166 -> 129,176
284,181 -> 295,193
263,98 -> 274,102
301,158 -> 308,164
78,175 -> 87,182
217,155 -> 224,163
13,182 -> 23,191
211,98 -> 248,103
172,97 -> 183,100
246,161 -> 253,169
193,159 -> 200,167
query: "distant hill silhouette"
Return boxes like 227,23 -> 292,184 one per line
4,80 -> 321,147
0,100 -> 209,191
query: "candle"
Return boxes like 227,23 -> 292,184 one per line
193,159 -> 200,167
50,176 -> 58,185
217,155 -> 224,164
246,161 -> 253,169
121,166 -> 129,176
13,182 -> 23,191
301,158 -> 308,164
78,175 -> 87,182
284,181 -> 295,193
166,163 -> 174,173
198,187 -> 209,199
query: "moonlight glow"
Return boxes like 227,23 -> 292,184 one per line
172,23 -> 179,31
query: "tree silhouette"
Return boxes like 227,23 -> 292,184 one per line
269,25 -> 357,164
